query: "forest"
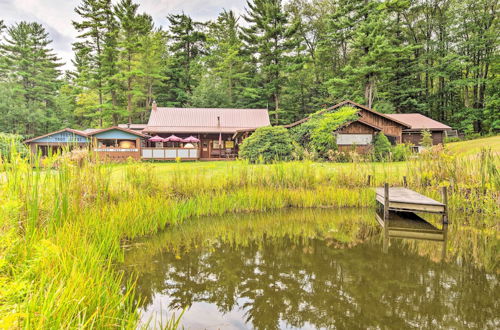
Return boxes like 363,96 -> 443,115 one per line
0,0 -> 498,138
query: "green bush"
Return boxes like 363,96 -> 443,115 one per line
290,106 -> 359,159
239,126 -> 293,163
420,129 -> 433,147
0,133 -> 28,160
373,132 -> 392,161
392,143 -> 413,161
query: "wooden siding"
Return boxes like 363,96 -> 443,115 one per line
338,145 -> 372,153
30,131 -> 88,143
402,131 -> 444,146
338,121 -> 378,134
358,109 -> 404,142
95,150 -> 141,161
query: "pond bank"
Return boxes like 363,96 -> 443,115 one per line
0,148 -> 498,328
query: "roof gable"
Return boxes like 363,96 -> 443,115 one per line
24,128 -> 89,143
87,126 -> 146,139
143,107 -> 271,133
285,100 -> 411,129
385,114 -> 451,131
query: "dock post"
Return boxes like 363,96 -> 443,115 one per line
441,186 -> 449,225
403,176 -> 408,188
384,182 -> 390,231
367,175 -> 372,186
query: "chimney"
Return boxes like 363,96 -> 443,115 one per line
152,100 -> 157,111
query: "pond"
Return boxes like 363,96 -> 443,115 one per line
122,208 -> 499,329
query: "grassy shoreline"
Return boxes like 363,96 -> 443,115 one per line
0,139 -> 499,328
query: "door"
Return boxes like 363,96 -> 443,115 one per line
201,140 -> 211,158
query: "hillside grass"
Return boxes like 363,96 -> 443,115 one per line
0,139 -> 498,328
446,135 -> 500,156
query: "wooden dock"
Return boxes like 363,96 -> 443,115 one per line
375,183 -> 449,256
375,187 -> 446,213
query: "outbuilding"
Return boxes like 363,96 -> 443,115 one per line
385,113 -> 451,146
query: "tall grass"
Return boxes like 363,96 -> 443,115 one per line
0,141 -> 498,328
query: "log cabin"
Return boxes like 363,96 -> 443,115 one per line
385,113 -> 451,147
285,100 -> 410,153
285,100 -> 451,153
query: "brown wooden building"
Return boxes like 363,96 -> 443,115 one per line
141,103 -> 270,160
285,100 -> 411,153
286,100 -> 452,153
386,113 -> 451,146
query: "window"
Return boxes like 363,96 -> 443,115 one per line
213,141 -> 222,149
336,134 -> 373,145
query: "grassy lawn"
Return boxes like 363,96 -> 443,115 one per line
445,135 -> 500,156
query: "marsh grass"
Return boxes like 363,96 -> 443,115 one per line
0,140 -> 498,328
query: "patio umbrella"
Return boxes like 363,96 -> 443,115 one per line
148,135 -> 165,142
164,135 -> 183,142
181,136 -> 200,143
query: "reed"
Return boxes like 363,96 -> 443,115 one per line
0,141 -> 498,328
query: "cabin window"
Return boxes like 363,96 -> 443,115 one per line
336,134 -> 373,145
213,141 -> 222,149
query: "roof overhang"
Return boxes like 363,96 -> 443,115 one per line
284,100 -> 411,129
24,128 -> 88,143
86,126 -> 147,138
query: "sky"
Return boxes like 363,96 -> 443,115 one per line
0,0 -> 248,70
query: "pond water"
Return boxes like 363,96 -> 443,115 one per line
122,208 -> 499,329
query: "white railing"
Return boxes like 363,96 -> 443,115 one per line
94,148 -> 139,152
141,148 -> 199,159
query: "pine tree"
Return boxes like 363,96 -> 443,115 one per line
0,22 -> 63,135
137,30 -> 167,121
115,0 -> 153,123
241,0 -> 299,124
72,0 -> 115,127
161,14 -> 206,106
190,10 -> 253,108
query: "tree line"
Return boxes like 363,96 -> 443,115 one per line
0,0 -> 498,137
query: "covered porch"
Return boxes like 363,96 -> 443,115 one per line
141,133 -> 238,161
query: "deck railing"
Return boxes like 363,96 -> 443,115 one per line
141,147 -> 199,160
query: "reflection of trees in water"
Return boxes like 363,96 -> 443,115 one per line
126,236 -> 499,329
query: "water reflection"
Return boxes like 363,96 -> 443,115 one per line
122,208 -> 499,329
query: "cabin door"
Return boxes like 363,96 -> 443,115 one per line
201,139 -> 211,158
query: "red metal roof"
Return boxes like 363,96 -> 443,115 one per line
143,107 -> 271,134
386,114 -> 451,131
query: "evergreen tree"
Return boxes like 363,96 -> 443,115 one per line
190,10 -> 252,108
136,30 -> 167,121
0,22 -> 63,135
115,0 -> 153,123
72,0 -> 115,127
160,14 -> 206,106
241,0 -> 300,124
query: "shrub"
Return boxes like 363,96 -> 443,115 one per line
392,143 -> 413,161
0,133 -> 28,160
373,132 -> 392,161
290,106 -> 359,159
239,126 -> 293,163
420,129 -> 433,148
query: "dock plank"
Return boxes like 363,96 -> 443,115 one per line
375,187 -> 444,206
